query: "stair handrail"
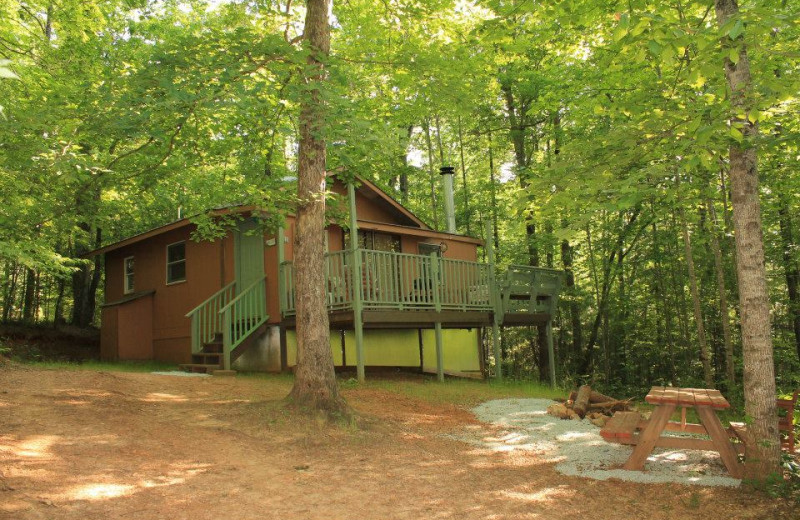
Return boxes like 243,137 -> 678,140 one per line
186,281 -> 236,353
218,275 -> 268,370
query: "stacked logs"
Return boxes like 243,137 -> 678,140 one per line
546,385 -> 632,427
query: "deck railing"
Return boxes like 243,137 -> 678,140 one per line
219,275 -> 268,370
186,281 -> 236,354
500,265 -> 562,315
281,249 -> 493,315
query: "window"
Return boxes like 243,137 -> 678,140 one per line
166,242 -> 186,284
418,243 -> 442,257
343,230 -> 401,252
123,256 -> 134,294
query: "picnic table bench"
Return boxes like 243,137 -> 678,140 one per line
600,387 -> 743,478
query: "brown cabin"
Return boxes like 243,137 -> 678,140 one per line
92,175 -> 562,381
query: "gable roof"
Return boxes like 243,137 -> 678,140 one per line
348,175 -> 430,230
86,174 -> 473,257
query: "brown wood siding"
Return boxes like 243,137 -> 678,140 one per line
103,225 -> 227,364
100,307 -> 118,361
117,295 -> 154,360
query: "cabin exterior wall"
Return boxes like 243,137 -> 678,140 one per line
101,225 -> 234,363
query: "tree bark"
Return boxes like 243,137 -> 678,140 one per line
778,202 -> 800,361
560,238 -> 583,367
714,0 -> 779,478
680,204 -> 713,386
287,0 -> 347,415
71,226 -> 102,328
423,118 -> 440,230
707,198 -> 736,385
22,268 -> 36,323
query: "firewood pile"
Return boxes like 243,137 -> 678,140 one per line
546,385 -> 633,427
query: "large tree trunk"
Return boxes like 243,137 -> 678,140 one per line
714,0 -> 779,478
287,0 -> 347,415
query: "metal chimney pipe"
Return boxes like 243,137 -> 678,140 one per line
440,166 -> 456,233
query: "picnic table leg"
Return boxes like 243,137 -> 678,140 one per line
623,404 -> 676,470
696,406 -> 743,478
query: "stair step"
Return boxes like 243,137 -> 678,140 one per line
202,341 -> 223,354
192,353 -> 222,364
178,363 -> 219,374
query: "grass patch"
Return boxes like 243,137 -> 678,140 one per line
21,359 -> 176,372
351,376 -> 565,407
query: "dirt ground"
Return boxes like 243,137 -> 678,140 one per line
0,366 -> 794,520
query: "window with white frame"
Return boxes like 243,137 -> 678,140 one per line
123,256 -> 135,294
166,242 -> 186,284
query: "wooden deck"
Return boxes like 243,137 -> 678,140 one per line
279,249 -> 561,328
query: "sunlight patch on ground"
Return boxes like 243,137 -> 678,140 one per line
141,392 -> 189,402
0,434 -> 59,459
55,462 -> 211,503
71,483 -> 136,500
54,389 -> 116,398
498,485 -> 574,503
56,399 -> 91,406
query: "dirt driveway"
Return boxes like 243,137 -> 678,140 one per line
0,367 -> 793,519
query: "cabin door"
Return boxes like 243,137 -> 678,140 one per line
234,218 -> 265,291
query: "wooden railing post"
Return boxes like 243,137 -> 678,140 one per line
222,308 -> 232,371
348,182 -> 366,382
485,220 -> 502,380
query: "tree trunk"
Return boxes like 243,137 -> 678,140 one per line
423,118 -> 440,230
287,0 -> 347,415
714,0 -> 779,478
707,198 -> 736,385
651,218 -> 677,385
778,202 -> 800,361
71,226 -> 102,327
53,275 -> 66,327
680,205 -> 713,386
2,262 -> 18,322
560,238 -> 582,367
22,268 -> 36,323
457,115 -> 471,235
487,129 -> 500,257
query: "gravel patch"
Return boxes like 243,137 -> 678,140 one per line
150,371 -> 210,377
465,398 -> 740,487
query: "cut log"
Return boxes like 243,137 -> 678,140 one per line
588,399 -> 632,413
568,389 -> 619,404
546,402 -> 580,420
572,385 -> 592,418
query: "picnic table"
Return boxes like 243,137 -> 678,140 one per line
607,387 -> 743,478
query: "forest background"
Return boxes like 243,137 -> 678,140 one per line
1,0 -> 799,402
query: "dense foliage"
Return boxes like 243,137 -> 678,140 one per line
1,0 -> 798,402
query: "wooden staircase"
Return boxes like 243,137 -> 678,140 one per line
183,276 -> 269,374
179,333 -> 225,374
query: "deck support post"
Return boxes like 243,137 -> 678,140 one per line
434,322 -> 444,382
485,220 -> 502,380
546,320 -> 555,387
348,182 -> 366,382
277,226 -> 286,310
430,251 -> 444,382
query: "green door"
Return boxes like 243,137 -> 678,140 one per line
235,218 -> 265,290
